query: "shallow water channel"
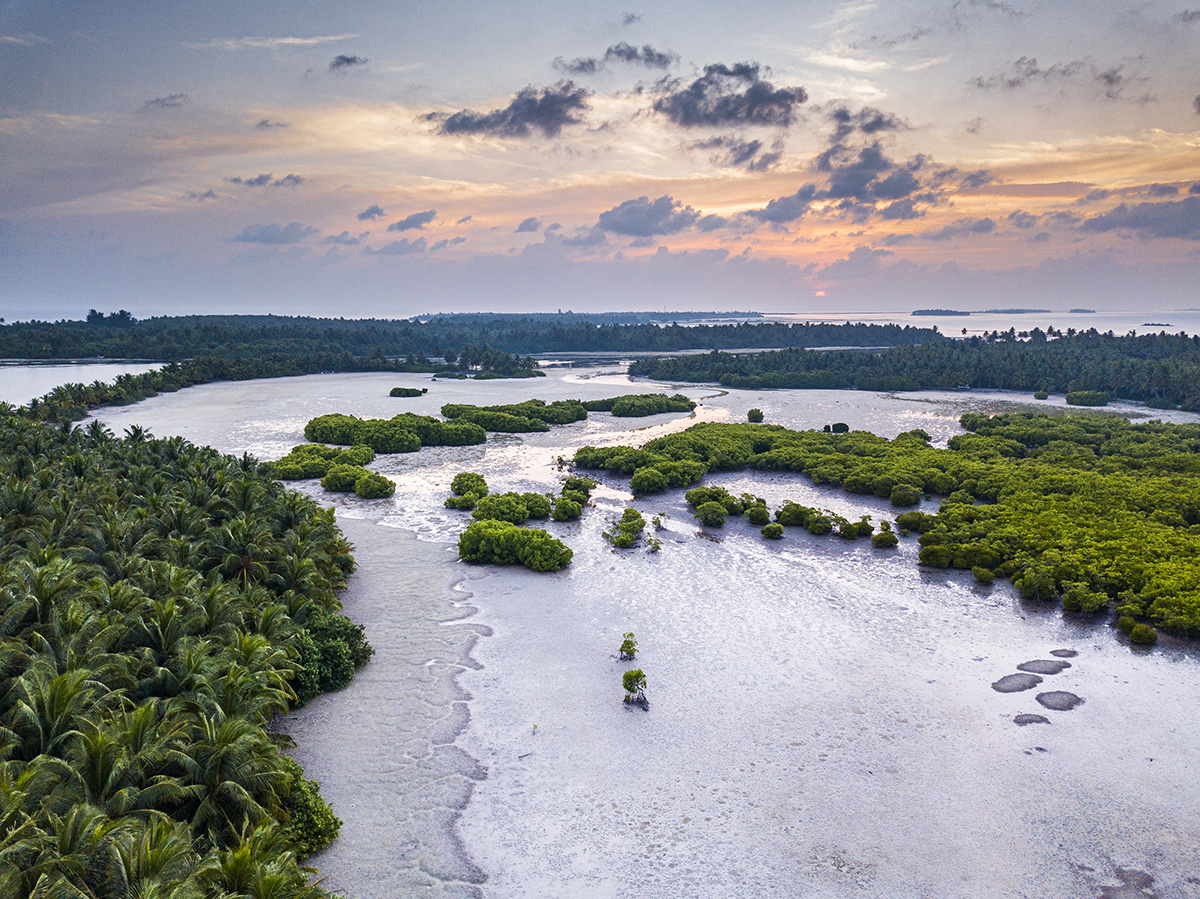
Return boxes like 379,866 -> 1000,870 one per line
92,370 -> 1200,899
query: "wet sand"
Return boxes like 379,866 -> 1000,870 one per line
278,518 -> 487,898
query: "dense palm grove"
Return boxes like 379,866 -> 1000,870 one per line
0,313 -> 939,362
574,414 -> 1200,640
630,329 -> 1200,410
0,413 -> 369,898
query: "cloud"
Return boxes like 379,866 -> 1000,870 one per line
959,169 -> 994,189
652,62 -> 807,128
231,222 -> 318,244
1173,9 -> 1200,23
1194,93 -> 1200,114
366,237 -> 427,255
255,119 -> 288,129
457,215 -> 473,224
357,204 -> 386,221
322,231 -> 368,246
622,12 -> 642,25
426,82 -> 591,139
697,214 -> 730,231
187,33 -> 358,51
225,173 -> 305,188
605,42 -> 677,69
827,105 -> 906,142
880,199 -> 924,220
691,135 -> 784,171
562,228 -> 608,247
1191,183 -> 1200,195
329,54 -> 368,72
922,217 -> 996,240
185,189 -> 219,201
1147,183 -> 1180,197
819,246 -> 893,279
0,33 -> 48,46
554,42 -> 677,75
388,209 -> 437,231
1007,210 -> 1038,228
1081,197 -> 1200,239
515,216 -> 542,233
970,56 -> 1085,90
143,93 -> 188,109
746,184 -> 818,224
431,237 -> 468,251
596,195 -> 700,236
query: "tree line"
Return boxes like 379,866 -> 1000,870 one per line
0,412 -> 370,897
629,329 -> 1200,410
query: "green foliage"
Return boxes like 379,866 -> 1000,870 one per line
451,471 -> 489,497
562,475 -> 597,496
352,419 -> 422,454
889,484 -> 923,506
445,493 -> 481,511
605,508 -> 647,548
521,492 -> 553,520
390,386 -> 427,397
872,530 -> 900,548
694,501 -> 727,527
761,522 -> 784,539
831,422 -> 850,433
1034,390 -> 1049,400
1129,623 -> 1159,644
472,493 -> 530,524
457,520 -> 573,571
1066,390 -> 1110,407
746,504 -> 771,526
622,668 -> 647,698
747,408 -> 764,422
551,497 -> 583,520
0,414 -> 367,896
280,756 -> 342,858
320,464 -> 370,493
354,471 -> 395,498
619,632 -> 638,660
629,466 -> 669,494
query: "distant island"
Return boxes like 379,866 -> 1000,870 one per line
1143,322 -> 1171,327
912,309 -> 971,316
1069,308 -> 1096,313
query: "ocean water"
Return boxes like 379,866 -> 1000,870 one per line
0,361 -> 160,405
90,370 -> 1200,899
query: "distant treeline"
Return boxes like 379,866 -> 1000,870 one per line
15,348 -> 536,424
630,329 -> 1200,411
0,312 -> 942,361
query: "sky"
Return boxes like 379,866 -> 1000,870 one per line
2,0 -> 1199,320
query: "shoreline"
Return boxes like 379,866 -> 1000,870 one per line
280,516 -> 490,898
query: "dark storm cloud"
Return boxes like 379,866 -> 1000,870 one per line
745,184 -> 818,224
388,210 -> 437,231
691,135 -> 783,171
329,54 -> 368,72
255,119 -> 288,129
1082,197 -> 1200,239
922,217 -> 996,240
970,56 -> 1085,90
231,222 -> 318,244
652,63 -> 807,128
431,237 -> 467,251
366,237 -> 427,254
357,204 -> 386,221
596,195 -> 700,236
819,144 -> 893,200
515,217 -> 542,233
225,173 -> 305,188
425,82 -> 591,138
143,93 -> 188,109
